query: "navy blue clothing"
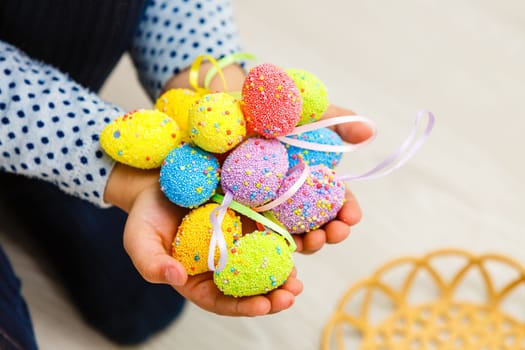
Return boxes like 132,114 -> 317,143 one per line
0,0 -> 146,91
0,172 -> 186,347
0,245 -> 38,350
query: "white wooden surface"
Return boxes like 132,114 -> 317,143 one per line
1,0 -> 524,349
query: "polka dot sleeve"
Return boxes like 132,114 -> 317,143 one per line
0,41 -> 122,207
131,0 -> 242,101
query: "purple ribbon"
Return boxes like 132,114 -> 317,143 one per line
338,110 -> 435,181
253,162 -> 310,212
277,115 -> 377,152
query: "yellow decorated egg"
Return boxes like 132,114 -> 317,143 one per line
188,92 -> 246,153
172,203 -> 242,275
155,88 -> 201,143
100,109 -> 181,169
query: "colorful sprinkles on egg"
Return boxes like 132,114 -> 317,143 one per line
221,137 -> 289,207
213,230 -> 294,297
172,203 -> 242,275
241,63 -> 302,138
188,92 -> 246,153
154,88 -> 202,143
270,165 -> 346,234
284,128 -> 343,169
100,109 -> 181,169
159,143 -> 220,208
285,68 -> 329,125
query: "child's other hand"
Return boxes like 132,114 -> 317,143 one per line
105,164 -> 303,316
323,105 -> 374,144
292,105 -> 374,254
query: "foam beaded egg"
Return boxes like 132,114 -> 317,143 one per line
188,92 -> 246,153
241,63 -> 302,138
100,109 -> 181,169
221,137 -> 289,208
172,203 -> 242,275
269,164 -> 346,234
155,88 -> 202,143
160,144 -> 220,208
213,230 -> 294,297
284,128 -> 343,169
285,68 -> 329,125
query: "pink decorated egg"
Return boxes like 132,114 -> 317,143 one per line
221,137 -> 288,207
241,63 -> 302,138
268,164 -> 346,234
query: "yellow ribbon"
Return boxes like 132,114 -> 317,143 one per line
188,52 -> 257,96
204,52 -> 257,89
188,54 -> 228,95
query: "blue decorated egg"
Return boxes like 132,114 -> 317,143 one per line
160,144 -> 220,208
284,128 -> 343,169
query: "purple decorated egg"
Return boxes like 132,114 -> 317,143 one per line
269,164 -> 345,234
221,137 -> 289,207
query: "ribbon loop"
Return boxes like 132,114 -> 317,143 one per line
189,54 -> 228,95
278,115 -> 378,152
338,110 -> 435,182
208,191 -> 233,272
211,193 -> 297,252
253,162 -> 310,212
204,52 -> 257,89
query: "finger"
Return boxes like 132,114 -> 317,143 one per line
322,104 -> 356,119
268,269 -> 302,314
123,213 -> 188,285
123,189 -> 188,285
267,289 -> 296,314
336,122 -> 375,144
300,229 -> 327,254
292,234 -> 304,253
322,105 -> 374,143
281,271 -> 303,296
181,274 -> 272,316
323,220 -> 351,244
338,189 -> 362,226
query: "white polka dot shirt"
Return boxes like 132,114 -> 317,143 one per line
0,0 -> 241,207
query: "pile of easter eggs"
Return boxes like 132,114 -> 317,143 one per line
100,62 -> 348,297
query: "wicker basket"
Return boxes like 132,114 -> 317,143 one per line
322,249 -> 525,350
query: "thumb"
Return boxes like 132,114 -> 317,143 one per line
123,202 -> 189,286
323,104 -> 374,143
124,227 -> 189,286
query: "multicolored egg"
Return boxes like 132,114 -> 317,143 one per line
160,144 -> 220,208
155,88 -> 202,143
241,63 -> 302,138
173,203 -> 242,275
284,128 -> 343,169
221,137 -> 288,208
269,164 -> 346,234
188,92 -> 246,153
213,230 -> 294,297
100,109 -> 181,169
285,68 -> 329,125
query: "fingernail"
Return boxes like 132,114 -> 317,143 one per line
165,267 -> 183,286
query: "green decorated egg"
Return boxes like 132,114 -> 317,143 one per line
213,230 -> 294,297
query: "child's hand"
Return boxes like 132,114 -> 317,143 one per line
105,164 -> 303,316
292,105 -> 374,254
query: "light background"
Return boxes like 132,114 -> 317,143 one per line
1,0 -> 524,349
